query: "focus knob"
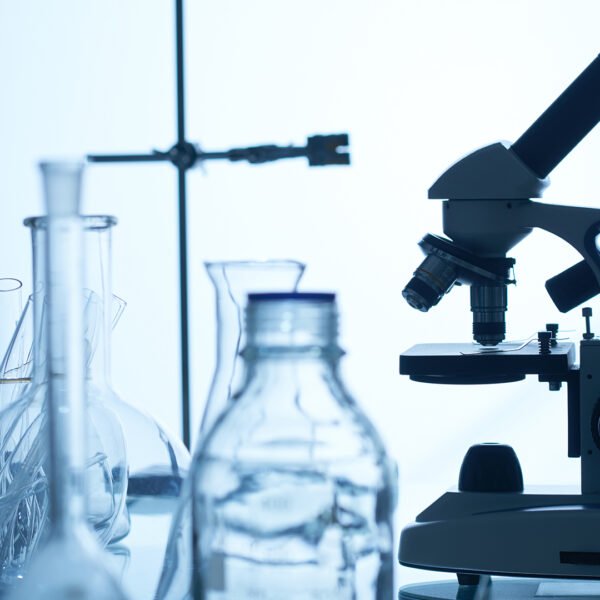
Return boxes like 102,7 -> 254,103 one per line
458,443 -> 523,493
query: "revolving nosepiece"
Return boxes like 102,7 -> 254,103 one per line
402,234 -> 514,346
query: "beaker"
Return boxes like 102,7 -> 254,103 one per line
6,160 -> 128,600
155,259 -> 305,600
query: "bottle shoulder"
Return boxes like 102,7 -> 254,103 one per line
197,370 -> 393,489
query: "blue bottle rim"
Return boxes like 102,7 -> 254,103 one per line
247,292 -> 336,302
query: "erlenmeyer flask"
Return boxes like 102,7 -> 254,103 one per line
155,259 -> 305,600
7,160 -> 128,600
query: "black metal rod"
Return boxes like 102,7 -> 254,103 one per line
512,54 -> 600,179
87,153 -> 167,163
176,0 -> 186,145
177,166 -> 191,449
175,0 -> 191,449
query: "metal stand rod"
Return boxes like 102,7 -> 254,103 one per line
86,0 -> 350,452
175,0 -> 191,449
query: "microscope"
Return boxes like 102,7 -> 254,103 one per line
399,54 -> 600,599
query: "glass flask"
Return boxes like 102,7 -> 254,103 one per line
23,214 -> 190,501
0,269 -> 186,502
194,293 -> 397,600
7,160 -> 128,600
0,279 -> 29,409
0,170 -> 128,588
155,260 -> 305,600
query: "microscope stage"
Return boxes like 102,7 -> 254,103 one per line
400,342 -> 576,384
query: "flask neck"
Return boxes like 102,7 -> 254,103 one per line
201,260 -> 305,437
28,216 -> 116,390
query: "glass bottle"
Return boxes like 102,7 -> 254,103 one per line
155,260 -> 305,600
7,160 -> 128,599
194,292 -> 396,600
0,176 -> 128,588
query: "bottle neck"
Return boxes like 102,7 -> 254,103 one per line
238,296 -> 344,410
244,295 -> 340,356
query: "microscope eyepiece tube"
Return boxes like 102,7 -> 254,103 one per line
511,54 -> 600,179
402,254 -> 457,312
471,284 -> 507,346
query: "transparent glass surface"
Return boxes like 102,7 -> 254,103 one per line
5,161 -> 128,600
194,294 -> 397,599
0,281 -> 188,503
0,279 -> 29,410
0,186 -> 127,589
155,260 -> 305,600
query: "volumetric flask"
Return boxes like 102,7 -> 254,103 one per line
155,259 -> 305,600
55,214 -> 190,502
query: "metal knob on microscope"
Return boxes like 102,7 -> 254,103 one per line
538,331 -> 552,354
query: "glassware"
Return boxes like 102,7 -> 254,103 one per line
0,270 -> 187,502
155,259 -> 305,600
0,278 -> 23,362
30,213 -> 190,502
0,279 -> 29,409
194,292 -> 397,599
0,181 -> 129,588
7,160 -> 128,600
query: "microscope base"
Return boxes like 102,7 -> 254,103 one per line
399,578 -> 600,600
399,486 -> 600,579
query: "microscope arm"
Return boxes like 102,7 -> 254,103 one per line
516,201 -> 600,312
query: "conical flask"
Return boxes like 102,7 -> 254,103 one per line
155,260 -> 305,600
0,184 -> 129,587
7,160 -> 128,599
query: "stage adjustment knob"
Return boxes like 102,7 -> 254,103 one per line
458,443 -> 524,492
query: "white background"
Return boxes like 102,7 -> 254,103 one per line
1,0 -> 600,590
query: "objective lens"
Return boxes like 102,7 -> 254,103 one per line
402,254 -> 457,312
471,284 -> 507,346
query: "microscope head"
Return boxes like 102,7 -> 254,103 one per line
403,54 -> 600,346
403,143 -> 542,346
